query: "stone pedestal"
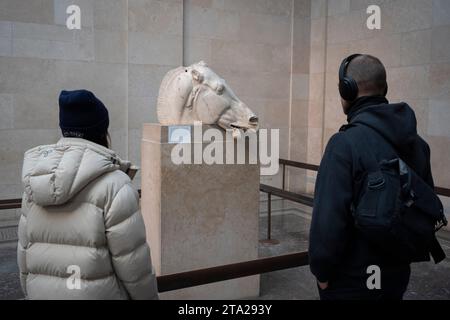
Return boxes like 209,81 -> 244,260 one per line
141,123 -> 260,299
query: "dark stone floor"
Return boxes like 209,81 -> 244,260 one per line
257,198 -> 450,300
0,242 -> 23,300
1,197 -> 449,300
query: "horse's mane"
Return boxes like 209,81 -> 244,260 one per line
157,66 -> 185,124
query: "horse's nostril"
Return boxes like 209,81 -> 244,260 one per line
249,116 -> 258,123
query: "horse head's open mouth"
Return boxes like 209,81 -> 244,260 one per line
228,117 -> 259,138
230,116 -> 259,132
216,104 -> 259,137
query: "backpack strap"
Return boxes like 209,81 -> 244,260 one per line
430,237 -> 446,264
345,123 -> 399,158
340,123 -> 381,174
341,124 -> 385,214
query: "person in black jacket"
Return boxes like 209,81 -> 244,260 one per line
309,54 -> 435,300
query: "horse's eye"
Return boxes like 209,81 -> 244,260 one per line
216,84 -> 224,95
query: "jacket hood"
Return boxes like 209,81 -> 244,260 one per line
22,138 -> 131,207
348,97 -> 418,150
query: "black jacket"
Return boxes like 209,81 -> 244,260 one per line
309,96 -> 434,284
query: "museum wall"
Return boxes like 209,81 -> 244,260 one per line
286,0 -> 311,193
0,0 -> 449,220
126,0 -> 183,187
0,0 -> 130,203
0,0 -> 301,202
183,0 -> 295,189
307,0 -> 450,217
0,0 -> 183,202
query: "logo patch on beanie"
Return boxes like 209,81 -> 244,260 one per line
62,130 -> 85,138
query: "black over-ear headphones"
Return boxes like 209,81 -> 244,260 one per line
338,53 -> 362,101
339,53 -> 388,101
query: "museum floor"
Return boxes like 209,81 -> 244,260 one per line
1,196 -> 449,300
257,197 -> 450,300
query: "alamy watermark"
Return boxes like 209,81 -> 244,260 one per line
66,5 -> 81,30
169,122 -> 279,176
65,4 -> 381,30
66,265 -> 81,290
367,5 -> 382,30
366,265 -> 381,290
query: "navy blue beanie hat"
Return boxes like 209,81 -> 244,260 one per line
59,90 -> 109,139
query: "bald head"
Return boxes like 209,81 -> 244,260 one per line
346,54 -> 387,97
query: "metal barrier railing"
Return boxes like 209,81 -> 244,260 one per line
0,199 -> 21,210
259,159 -> 450,242
2,160 -> 448,211
436,187 -> 450,198
259,159 -> 317,243
157,252 -> 309,292
1,159 -> 449,293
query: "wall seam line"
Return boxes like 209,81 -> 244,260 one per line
320,0 -> 329,156
287,0 -> 295,189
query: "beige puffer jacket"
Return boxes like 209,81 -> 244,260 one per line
18,138 -> 158,300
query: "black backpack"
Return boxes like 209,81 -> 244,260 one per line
346,124 -> 447,264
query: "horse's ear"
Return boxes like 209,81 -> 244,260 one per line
191,69 -> 204,83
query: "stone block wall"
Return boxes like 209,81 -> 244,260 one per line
0,1 -> 449,222
306,0 -> 450,218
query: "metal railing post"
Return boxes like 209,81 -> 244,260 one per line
268,192 -> 272,240
260,192 -> 280,245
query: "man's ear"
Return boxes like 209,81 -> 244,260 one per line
191,69 -> 204,83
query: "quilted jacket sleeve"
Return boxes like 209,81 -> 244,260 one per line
17,194 -> 30,297
104,182 -> 159,300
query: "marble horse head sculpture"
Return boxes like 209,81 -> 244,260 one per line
157,61 -> 259,134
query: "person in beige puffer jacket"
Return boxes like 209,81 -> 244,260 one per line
18,90 -> 158,299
